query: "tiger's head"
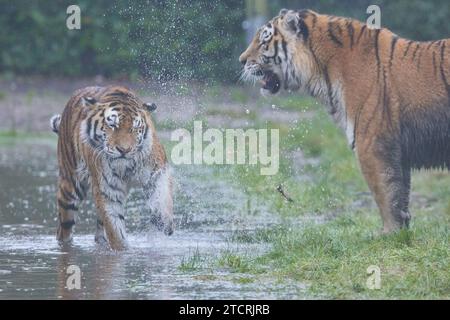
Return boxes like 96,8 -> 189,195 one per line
80,91 -> 157,160
239,9 -> 319,96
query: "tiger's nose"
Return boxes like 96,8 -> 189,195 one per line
116,146 -> 131,155
239,53 -> 247,65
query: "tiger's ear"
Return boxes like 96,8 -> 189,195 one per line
279,8 -> 289,16
143,102 -> 157,112
284,11 -> 300,33
82,96 -> 97,107
283,10 -> 309,41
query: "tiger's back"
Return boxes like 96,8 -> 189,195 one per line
343,25 -> 450,170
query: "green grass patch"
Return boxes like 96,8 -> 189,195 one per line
205,108 -> 248,119
230,87 -> 249,105
261,95 -> 317,112
179,247 -> 205,272
217,250 -> 252,273
0,131 -> 56,145
247,214 -> 449,299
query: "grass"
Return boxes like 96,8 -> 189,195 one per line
0,130 -> 56,145
179,247 -> 206,272
226,215 -> 449,299
217,250 -> 252,273
214,94 -> 450,299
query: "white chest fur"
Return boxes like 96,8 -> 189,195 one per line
311,80 -> 354,149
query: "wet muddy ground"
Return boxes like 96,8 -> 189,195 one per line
0,139 -> 305,299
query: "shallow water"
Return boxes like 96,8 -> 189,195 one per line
0,139 -> 304,299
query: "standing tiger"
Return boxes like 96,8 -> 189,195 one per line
50,86 -> 174,250
240,9 -> 450,234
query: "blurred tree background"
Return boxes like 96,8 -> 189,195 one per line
0,0 -> 449,82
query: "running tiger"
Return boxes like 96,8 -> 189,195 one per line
239,9 -> 450,233
50,86 -> 174,250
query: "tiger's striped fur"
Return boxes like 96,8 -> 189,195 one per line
51,86 -> 174,250
240,9 -> 450,234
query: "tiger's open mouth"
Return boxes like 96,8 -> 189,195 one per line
260,71 -> 281,94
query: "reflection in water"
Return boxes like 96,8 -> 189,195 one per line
56,246 -> 126,300
0,139 -> 304,299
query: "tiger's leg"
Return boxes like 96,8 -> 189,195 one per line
357,143 -> 411,234
91,175 -> 128,251
400,165 -> 412,227
94,218 -> 107,245
142,168 -> 174,236
56,178 -> 85,243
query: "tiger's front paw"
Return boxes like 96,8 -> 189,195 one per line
163,219 -> 174,236
104,226 -> 129,251
150,213 -> 174,236
95,233 -> 108,246
56,221 -> 75,244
